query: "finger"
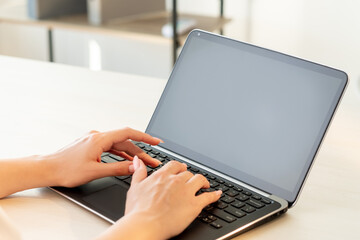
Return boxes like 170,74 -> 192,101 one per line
105,128 -> 163,147
90,161 -> 134,179
196,191 -> 222,207
157,161 -> 187,175
110,149 -> 161,168
186,174 -> 210,191
111,141 -> 161,167
118,151 -> 133,160
131,156 -> 148,184
176,171 -> 194,182
109,149 -> 133,161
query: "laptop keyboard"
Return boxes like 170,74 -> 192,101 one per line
101,142 -> 275,230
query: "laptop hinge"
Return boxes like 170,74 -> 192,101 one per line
152,145 -> 272,197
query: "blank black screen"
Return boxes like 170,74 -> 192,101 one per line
146,30 -> 347,203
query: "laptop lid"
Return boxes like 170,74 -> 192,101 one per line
146,30 -> 348,206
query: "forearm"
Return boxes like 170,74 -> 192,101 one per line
0,155 -> 59,198
97,212 -> 162,240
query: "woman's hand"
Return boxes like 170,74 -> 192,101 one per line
99,156 -> 222,240
48,128 -> 163,188
0,128 -> 162,198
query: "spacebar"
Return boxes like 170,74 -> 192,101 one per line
208,208 -> 236,223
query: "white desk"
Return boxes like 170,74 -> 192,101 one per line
0,56 -> 359,239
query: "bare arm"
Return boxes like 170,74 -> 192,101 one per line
0,128 -> 162,199
0,155 -> 59,198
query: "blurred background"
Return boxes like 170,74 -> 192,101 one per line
0,0 -> 359,99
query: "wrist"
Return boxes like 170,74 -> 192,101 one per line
33,154 -> 63,187
123,211 -> 162,240
99,211 -> 163,240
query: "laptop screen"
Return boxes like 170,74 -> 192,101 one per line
146,30 -> 347,204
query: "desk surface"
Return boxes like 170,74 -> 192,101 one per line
0,55 -> 359,240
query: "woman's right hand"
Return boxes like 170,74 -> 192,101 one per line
98,156 -> 221,240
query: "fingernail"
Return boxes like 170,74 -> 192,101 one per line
216,190 -> 222,196
128,164 -> 135,173
133,155 -> 140,170
156,160 -> 162,165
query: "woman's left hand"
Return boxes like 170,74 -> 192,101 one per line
47,128 -> 162,188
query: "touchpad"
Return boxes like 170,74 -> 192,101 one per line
83,184 -> 128,221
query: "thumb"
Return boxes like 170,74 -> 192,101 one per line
131,156 -> 147,184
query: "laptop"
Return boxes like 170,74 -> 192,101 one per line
52,30 -> 348,239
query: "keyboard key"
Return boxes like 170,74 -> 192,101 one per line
102,156 -> 118,163
225,206 -> 246,218
236,193 -> 250,202
191,167 -> 199,173
247,199 -> 265,209
242,205 -> 256,213
208,215 -> 217,221
109,154 -> 125,161
207,175 -> 216,180
208,208 -> 236,223
209,181 -> 219,188
151,150 -> 160,155
101,152 -> 109,157
261,199 -> 271,204
252,195 -> 261,200
210,221 -> 222,229
216,185 -> 229,192
200,171 -> 207,176
243,191 -> 252,196
137,143 -> 145,148
148,153 -> 156,158
201,217 -> 213,223
215,179 -> 225,184
215,201 -> 228,209
156,156 -> 165,162
201,214 -> 217,223
221,196 -> 235,204
159,153 -> 167,158
231,200 -> 245,209
233,186 -> 243,192
161,159 -> 169,164
226,189 -> 239,197
224,182 -> 234,188
144,147 -> 152,152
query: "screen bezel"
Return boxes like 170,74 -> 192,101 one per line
146,29 -> 348,206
